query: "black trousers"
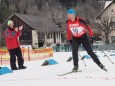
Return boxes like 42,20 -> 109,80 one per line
8,47 -> 24,69
72,34 -> 101,67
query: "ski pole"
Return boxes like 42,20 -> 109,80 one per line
78,52 -> 87,66
96,42 -> 114,64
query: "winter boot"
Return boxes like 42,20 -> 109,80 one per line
19,66 -> 27,70
72,66 -> 78,72
11,67 -> 18,70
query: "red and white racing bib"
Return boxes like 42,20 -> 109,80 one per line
69,24 -> 85,37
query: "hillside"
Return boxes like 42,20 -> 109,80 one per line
0,0 -> 106,24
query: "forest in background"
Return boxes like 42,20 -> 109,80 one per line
0,0 -> 106,25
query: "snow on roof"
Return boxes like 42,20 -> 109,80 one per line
104,1 -> 112,9
95,0 -> 114,19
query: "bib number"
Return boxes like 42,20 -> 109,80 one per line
70,26 -> 85,36
71,28 -> 78,34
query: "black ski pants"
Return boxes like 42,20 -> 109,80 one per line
8,47 -> 24,69
72,34 -> 101,67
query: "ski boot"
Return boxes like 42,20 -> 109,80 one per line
72,66 -> 79,72
99,63 -> 107,72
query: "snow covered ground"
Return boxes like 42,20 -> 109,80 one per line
0,50 -> 115,86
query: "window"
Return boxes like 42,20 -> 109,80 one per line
51,33 -> 52,38
20,31 -> 32,40
111,36 -> 115,43
47,33 -> 50,39
111,36 -> 115,41
111,22 -> 115,29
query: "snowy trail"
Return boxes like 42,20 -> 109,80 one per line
0,51 -> 115,86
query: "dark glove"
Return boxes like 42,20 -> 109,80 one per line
68,39 -> 72,44
90,36 -> 94,45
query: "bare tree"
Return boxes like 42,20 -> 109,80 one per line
99,17 -> 113,44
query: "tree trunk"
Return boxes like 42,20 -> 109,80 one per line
105,34 -> 109,44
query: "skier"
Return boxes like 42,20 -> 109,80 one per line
4,20 -> 27,70
67,9 -> 107,72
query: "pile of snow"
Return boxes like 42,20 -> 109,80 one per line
104,1 -> 112,9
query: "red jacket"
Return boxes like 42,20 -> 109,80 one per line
67,17 -> 94,40
4,28 -> 21,50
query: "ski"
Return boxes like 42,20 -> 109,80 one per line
58,70 -> 82,76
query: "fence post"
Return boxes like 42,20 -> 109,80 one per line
0,54 -> 2,65
28,47 -> 30,61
